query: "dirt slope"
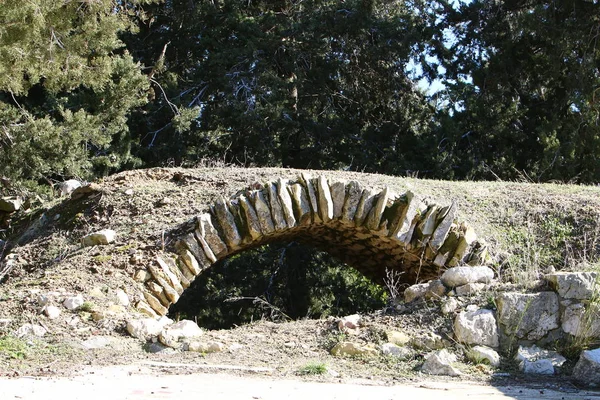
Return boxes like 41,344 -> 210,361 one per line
0,166 -> 599,386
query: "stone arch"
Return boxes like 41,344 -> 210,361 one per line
135,174 -> 489,317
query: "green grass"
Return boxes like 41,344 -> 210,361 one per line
297,362 -> 328,375
0,336 -> 28,359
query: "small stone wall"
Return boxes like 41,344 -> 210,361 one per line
132,173 -> 490,317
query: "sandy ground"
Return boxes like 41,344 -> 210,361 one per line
3,364 -> 600,400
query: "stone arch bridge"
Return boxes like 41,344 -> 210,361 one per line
135,174 -> 489,317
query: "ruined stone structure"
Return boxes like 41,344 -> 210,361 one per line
135,174 -> 490,317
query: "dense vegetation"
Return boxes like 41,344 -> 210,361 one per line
1,0 -> 598,324
1,0 -> 599,186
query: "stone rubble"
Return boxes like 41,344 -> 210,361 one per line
515,345 -> 566,375
421,349 -> 462,376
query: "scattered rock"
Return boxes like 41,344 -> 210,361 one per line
404,280 -> 447,303
515,345 -> 566,375
0,197 -> 22,213
188,341 -> 225,353
546,272 -> 598,300
63,294 -> 84,310
455,282 -> 486,296
126,317 -> 173,340
331,341 -> 379,357
338,314 -> 361,332
386,330 -> 411,346
134,269 -> 152,282
44,305 -> 61,319
57,179 -> 82,196
146,342 -> 176,354
441,266 -> 494,288
159,320 -> 204,348
14,323 -> 46,338
115,289 -> 130,307
572,348 -> 600,386
441,297 -> 460,314
496,292 -> 559,341
82,229 -> 117,246
381,343 -> 411,359
411,332 -> 446,350
454,309 -> 499,348
421,349 -> 462,376
468,345 -> 500,367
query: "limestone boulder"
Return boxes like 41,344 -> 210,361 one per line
455,282 -> 486,296
381,343 -> 411,359
454,309 -> 499,348
546,272 -> 598,300
386,330 -> 411,346
496,292 -> 559,341
338,314 -> 361,332
421,349 -> 462,376
573,348 -> 600,386
126,317 -> 173,341
561,301 -> 600,338
57,179 -> 82,196
44,305 -> 61,319
404,280 -> 447,303
411,332 -> 446,350
468,345 -> 500,367
82,229 -> 116,246
441,266 -> 494,288
515,345 -> 566,375
159,320 -> 204,349
331,341 -> 378,357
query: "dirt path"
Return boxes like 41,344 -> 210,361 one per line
3,364 -> 600,400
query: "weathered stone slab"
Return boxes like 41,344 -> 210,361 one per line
404,280 -> 446,303
330,180 -> 346,219
196,213 -> 228,261
162,256 -> 190,289
238,194 -> 262,241
266,182 -> 287,231
212,198 -> 243,249
545,272 -> 599,300
433,229 -> 460,267
389,192 -> 423,245
146,281 -> 170,306
316,176 -> 334,223
496,292 -> 559,341
430,202 -> 457,251
177,234 -> 210,273
143,290 -> 169,315
276,178 -> 296,228
136,300 -> 159,318
341,181 -> 363,226
448,223 -> 477,266
175,256 -> 196,281
354,188 -> 378,227
146,264 -> 180,303
300,173 -> 321,224
287,183 -> 311,226
365,187 -> 389,231
415,205 -> 440,239
454,309 -> 499,348
250,190 -> 276,235
156,257 -> 185,294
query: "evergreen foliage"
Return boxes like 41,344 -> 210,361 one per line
0,0 -> 157,184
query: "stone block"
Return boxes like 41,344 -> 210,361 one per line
545,272 -> 599,300
496,292 -> 559,341
454,309 -> 499,348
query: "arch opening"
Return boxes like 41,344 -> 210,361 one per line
169,242 -> 388,330
134,174 -> 490,319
